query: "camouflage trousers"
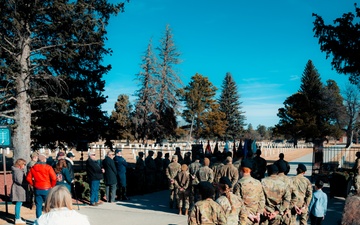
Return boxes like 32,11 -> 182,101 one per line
169,187 -> 177,208
176,189 -> 190,209
290,210 -> 308,225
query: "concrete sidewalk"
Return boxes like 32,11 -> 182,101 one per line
11,152 -> 346,225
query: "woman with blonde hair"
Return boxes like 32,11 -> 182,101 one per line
216,176 -> 247,225
34,185 -> 90,225
11,158 -> 27,225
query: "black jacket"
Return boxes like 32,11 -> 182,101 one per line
102,156 -> 117,185
86,158 -> 103,182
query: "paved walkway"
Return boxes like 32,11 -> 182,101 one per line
5,152 -> 347,225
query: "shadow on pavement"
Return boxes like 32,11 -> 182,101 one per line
115,190 -> 177,214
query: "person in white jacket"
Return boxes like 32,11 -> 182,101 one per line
34,185 -> 90,225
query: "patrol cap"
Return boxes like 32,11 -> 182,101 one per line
219,176 -> 232,188
270,164 -> 279,174
198,181 -> 215,199
172,155 -> 178,160
241,159 -> 252,170
297,163 -> 307,172
115,149 -> 122,154
67,152 -> 75,158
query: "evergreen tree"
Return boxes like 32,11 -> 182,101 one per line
132,40 -> 158,143
313,5 -> 360,84
218,72 -> 246,140
0,0 -> 125,161
276,60 -> 343,142
178,73 -> 219,140
154,24 -> 182,141
109,94 -> 133,141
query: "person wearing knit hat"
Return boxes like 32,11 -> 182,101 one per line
291,163 -> 313,225
216,177 -> 248,225
189,181 -> 227,225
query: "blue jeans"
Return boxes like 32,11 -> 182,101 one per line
90,180 -> 100,204
14,201 -> 22,219
34,189 -> 50,218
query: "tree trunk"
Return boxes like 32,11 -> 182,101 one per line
13,37 -> 31,163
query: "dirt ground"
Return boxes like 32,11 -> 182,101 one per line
0,147 -> 313,224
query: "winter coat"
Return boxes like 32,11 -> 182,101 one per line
102,156 -> 117,185
86,158 -> 103,182
26,162 -> 57,190
11,166 -> 27,202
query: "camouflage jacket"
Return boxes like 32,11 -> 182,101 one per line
216,164 -> 239,189
188,198 -> 227,225
291,174 -> 312,208
233,174 -> 265,215
211,162 -> 224,183
277,173 -> 297,208
166,162 -> 181,180
216,193 -> 248,225
261,175 -> 291,213
197,166 -> 214,183
189,161 -> 202,185
174,170 -> 190,190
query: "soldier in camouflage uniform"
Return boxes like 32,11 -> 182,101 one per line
166,155 -> 181,209
188,181 -> 227,225
216,177 -> 248,225
197,157 -> 214,183
277,160 -> 297,225
175,164 -> 190,215
216,157 -> 239,190
341,177 -> 360,225
291,163 -> 312,225
189,155 -> 202,206
261,164 -> 291,225
233,159 -> 265,225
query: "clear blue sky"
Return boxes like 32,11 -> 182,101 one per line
102,0 -> 357,128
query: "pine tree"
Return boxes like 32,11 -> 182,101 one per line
154,24 -> 182,141
218,72 -> 246,140
178,73 -> 218,140
0,1 -> 125,161
276,60 -> 343,142
109,94 -> 133,141
132,40 -> 158,143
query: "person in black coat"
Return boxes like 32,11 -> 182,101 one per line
102,151 -> 117,202
86,151 -> 103,206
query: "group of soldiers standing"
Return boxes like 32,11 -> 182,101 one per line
134,146 -> 317,225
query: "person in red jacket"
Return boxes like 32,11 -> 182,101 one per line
26,153 -> 57,218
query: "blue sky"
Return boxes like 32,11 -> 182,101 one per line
102,0 -> 357,128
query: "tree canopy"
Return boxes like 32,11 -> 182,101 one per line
313,4 -> 360,84
0,0 -> 126,160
